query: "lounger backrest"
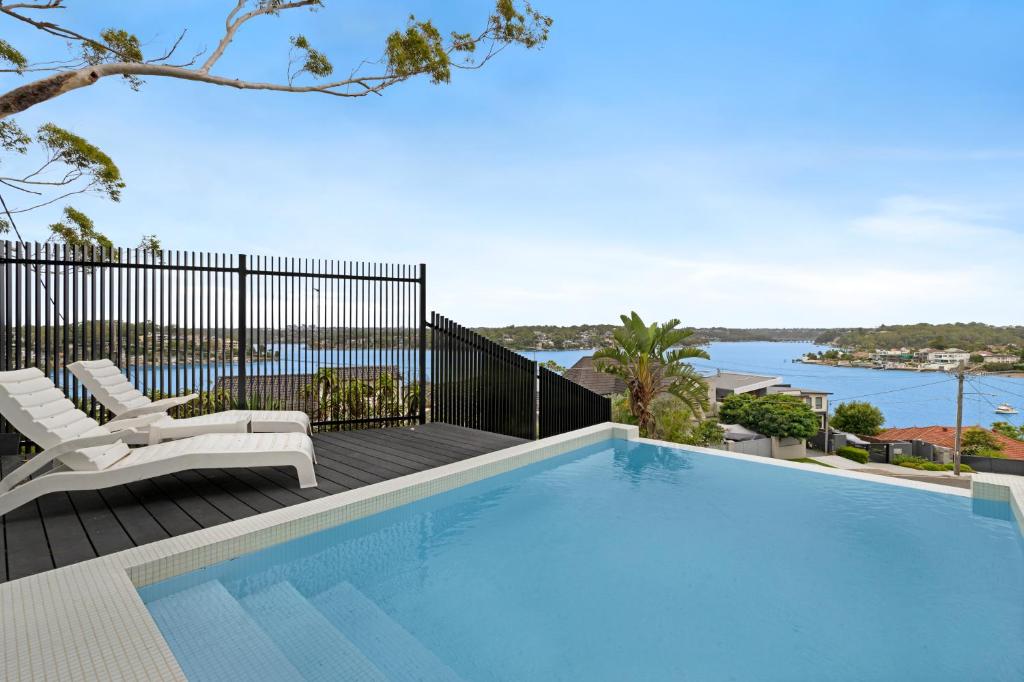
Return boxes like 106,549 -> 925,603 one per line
67,359 -> 151,415
0,368 -> 129,471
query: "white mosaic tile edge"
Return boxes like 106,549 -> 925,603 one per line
971,472 -> 1024,535
639,436 -> 974,497
2,422 -> 1019,680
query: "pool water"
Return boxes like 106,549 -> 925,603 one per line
139,440 -> 1024,681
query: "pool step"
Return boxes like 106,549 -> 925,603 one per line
146,580 -> 304,682
239,581 -> 387,682
311,582 -> 462,682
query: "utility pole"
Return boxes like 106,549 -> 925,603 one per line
953,360 -> 965,476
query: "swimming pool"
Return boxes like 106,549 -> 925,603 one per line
139,438 -> 1024,681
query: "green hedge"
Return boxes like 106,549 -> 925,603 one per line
836,445 -> 869,464
893,455 -> 974,473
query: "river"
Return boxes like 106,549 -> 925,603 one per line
524,342 -> 1024,429
116,341 -> 1024,429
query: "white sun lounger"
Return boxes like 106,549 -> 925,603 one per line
0,368 -> 317,517
67,359 -> 311,445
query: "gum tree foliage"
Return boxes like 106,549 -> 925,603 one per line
830,400 -> 885,436
595,312 -> 710,438
0,0 -> 551,247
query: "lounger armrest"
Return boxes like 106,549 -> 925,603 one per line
109,394 -> 199,421
106,413 -> 167,432
0,430 -> 139,494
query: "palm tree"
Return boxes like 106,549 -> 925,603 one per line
594,312 -> 710,437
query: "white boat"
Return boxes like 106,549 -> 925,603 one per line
995,403 -> 1018,415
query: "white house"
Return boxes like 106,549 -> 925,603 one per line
977,351 -> 1018,365
925,348 -> 971,364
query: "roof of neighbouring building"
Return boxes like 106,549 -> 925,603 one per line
766,385 -> 833,396
705,372 -> 781,393
562,356 -> 626,396
875,425 -> 1024,461
214,366 -> 402,412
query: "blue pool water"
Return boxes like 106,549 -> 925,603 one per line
140,440 -> 1024,681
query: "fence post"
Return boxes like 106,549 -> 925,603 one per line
236,254 -> 247,409
531,361 -> 539,440
418,264 -> 427,425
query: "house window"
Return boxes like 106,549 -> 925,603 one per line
814,396 -> 823,409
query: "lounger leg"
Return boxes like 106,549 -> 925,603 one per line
295,459 -> 318,488
308,424 -> 318,464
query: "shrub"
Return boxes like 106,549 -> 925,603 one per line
961,428 -> 1002,457
943,462 -> 974,472
611,392 -> 636,425
830,401 -> 885,436
893,456 -> 974,473
718,392 -> 756,424
738,394 -> 820,440
836,445 -> 869,464
679,419 -> 725,447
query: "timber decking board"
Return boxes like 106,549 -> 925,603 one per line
0,423 -> 526,583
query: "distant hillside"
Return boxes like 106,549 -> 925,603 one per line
472,325 -> 836,351
820,323 -> 1024,351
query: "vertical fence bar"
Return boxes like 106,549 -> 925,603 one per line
418,264 -> 427,425
236,253 -> 247,408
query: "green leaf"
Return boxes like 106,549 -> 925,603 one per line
48,206 -> 113,251
0,120 -> 31,155
36,123 -> 125,202
0,39 -> 28,72
289,34 -> 333,80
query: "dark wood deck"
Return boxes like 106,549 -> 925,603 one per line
0,423 -> 526,584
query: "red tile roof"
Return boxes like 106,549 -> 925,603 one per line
875,425 -> 1024,461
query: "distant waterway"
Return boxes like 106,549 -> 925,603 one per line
526,342 -> 1024,429
87,342 -> 1024,429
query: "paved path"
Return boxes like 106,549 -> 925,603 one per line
808,455 -> 863,470
808,455 -> 973,489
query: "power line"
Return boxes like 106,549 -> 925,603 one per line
970,378 -> 1024,402
829,377 -> 955,402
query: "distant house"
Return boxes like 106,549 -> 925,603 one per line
705,371 -> 781,403
925,349 -> 970,365
701,371 -> 830,428
766,385 -> 831,428
562,356 -> 626,397
875,425 -> 1024,461
872,348 -> 912,363
563,361 -> 831,431
977,351 -> 1018,365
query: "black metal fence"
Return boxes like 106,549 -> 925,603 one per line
430,312 -> 611,440
0,240 -> 611,446
539,365 -> 612,438
0,241 -> 426,433
429,313 -> 536,439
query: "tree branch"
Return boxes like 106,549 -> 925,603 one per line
0,61 -> 404,118
199,0 -> 321,74
0,1 -> 551,119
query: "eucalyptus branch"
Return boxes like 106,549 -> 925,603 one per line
0,1 -> 551,120
200,0 -> 321,74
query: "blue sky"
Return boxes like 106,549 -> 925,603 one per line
3,1 -> 1023,326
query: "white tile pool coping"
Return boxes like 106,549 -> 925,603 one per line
1,423 -> 1021,681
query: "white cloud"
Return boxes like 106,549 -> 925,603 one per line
851,195 -> 1014,242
